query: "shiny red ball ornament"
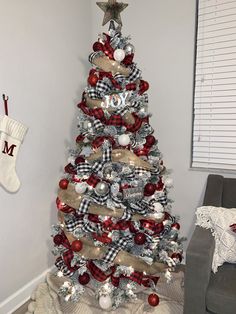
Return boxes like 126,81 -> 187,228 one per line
71,240 -> 83,252
144,183 -> 156,196
148,294 -> 160,307
88,74 -> 99,86
171,252 -> 183,263
134,232 -> 146,245
56,197 -> 72,213
78,272 -> 90,285
172,223 -> 180,230
93,41 -> 104,52
53,234 -> 64,246
59,179 -> 69,190
142,81 -> 149,91
145,135 -> 156,147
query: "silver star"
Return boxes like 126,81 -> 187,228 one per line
96,0 -> 128,27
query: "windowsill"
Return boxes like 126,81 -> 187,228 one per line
189,166 -> 236,176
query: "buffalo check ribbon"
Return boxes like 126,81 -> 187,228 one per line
103,235 -> 133,264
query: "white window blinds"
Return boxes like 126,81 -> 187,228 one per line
192,0 -> 236,171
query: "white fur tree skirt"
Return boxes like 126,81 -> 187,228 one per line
26,271 -> 184,314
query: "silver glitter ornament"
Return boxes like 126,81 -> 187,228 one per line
124,43 -> 135,55
95,182 -> 109,196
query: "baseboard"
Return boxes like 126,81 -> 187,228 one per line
0,266 -> 55,314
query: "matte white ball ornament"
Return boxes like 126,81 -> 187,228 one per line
99,295 -> 113,310
118,134 -> 130,146
95,182 -> 109,196
114,49 -> 126,62
75,182 -> 87,194
154,202 -> 164,213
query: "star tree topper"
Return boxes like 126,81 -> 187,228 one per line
96,0 -> 128,27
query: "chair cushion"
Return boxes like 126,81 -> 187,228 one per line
206,263 -> 236,314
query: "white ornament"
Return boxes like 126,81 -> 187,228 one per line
114,49 -> 126,62
153,212 -> 165,220
118,134 -> 130,146
75,182 -> 87,194
95,182 -> 109,196
154,202 -> 164,213
164,177 -> 174,188
99,295 -> 112,310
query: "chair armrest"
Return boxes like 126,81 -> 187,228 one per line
184,226 -> 215,314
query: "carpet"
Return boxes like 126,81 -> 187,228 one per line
26,271 -> 184,314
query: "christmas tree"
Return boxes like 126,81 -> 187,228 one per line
52,0 -> 184,309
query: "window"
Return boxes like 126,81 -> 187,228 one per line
192,0 -> 236,171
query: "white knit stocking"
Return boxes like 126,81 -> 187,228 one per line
0,115 -> 28,192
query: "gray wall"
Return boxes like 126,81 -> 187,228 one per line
91,0 -> 236,248
0,0 -> 91,305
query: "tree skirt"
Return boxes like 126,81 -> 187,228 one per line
26,271 -> 184,314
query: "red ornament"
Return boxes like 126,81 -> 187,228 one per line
75,156 -> 85,164
134,233 -> 146,245
155,222 -> 164,234
78,272 -> 90,285
172,223 -> 180,230
156,178 -> 164,191
59,179 -> 69,190
88,74 -> 99,86
148,294 -> 160,307
64,163 -> 76,175
129,223 -> 137,233
145,135 -> 156,147
56,197 -> 73,213
93,41 -> 104,52
53,234 -> 64,246
71,240 -> 83,252
144,183 -> 156,196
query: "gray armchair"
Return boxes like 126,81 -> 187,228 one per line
184,174 -> 236,314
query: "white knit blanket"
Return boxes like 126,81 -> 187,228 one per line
26,272 -> 184,314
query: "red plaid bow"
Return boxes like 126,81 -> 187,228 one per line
87,261 -> 116,282
86,174 -> 100,188
92,136 -> 116,149
89,69 -> 122,90
122,53 -> 134,66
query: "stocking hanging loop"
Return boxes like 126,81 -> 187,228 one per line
2,94 -> 9,116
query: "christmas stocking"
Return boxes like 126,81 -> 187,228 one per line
0,115 -> 28,192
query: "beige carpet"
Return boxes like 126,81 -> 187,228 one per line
26,271 -> 184,314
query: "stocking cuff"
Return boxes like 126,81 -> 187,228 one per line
0,115 -> 28,142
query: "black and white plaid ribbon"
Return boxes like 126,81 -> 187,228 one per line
129,201 -> 148,216
78,198 -> 91,214
55,257 -> 73,277
114,73 -> 126,85
128,64 -> 142,83
135,167 -> 150,176
96,80 -> 112,98
76,143 -> 112,175
76,162 -> 91,174
120,207 -> 133,220
87,88 -> 98,100
103,235 -> 133,264
93,119 -> 104,132
92,192 -> 109,205
65,216 -> 100,233
157,193 -> 168,206
88,51 -> 104,64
